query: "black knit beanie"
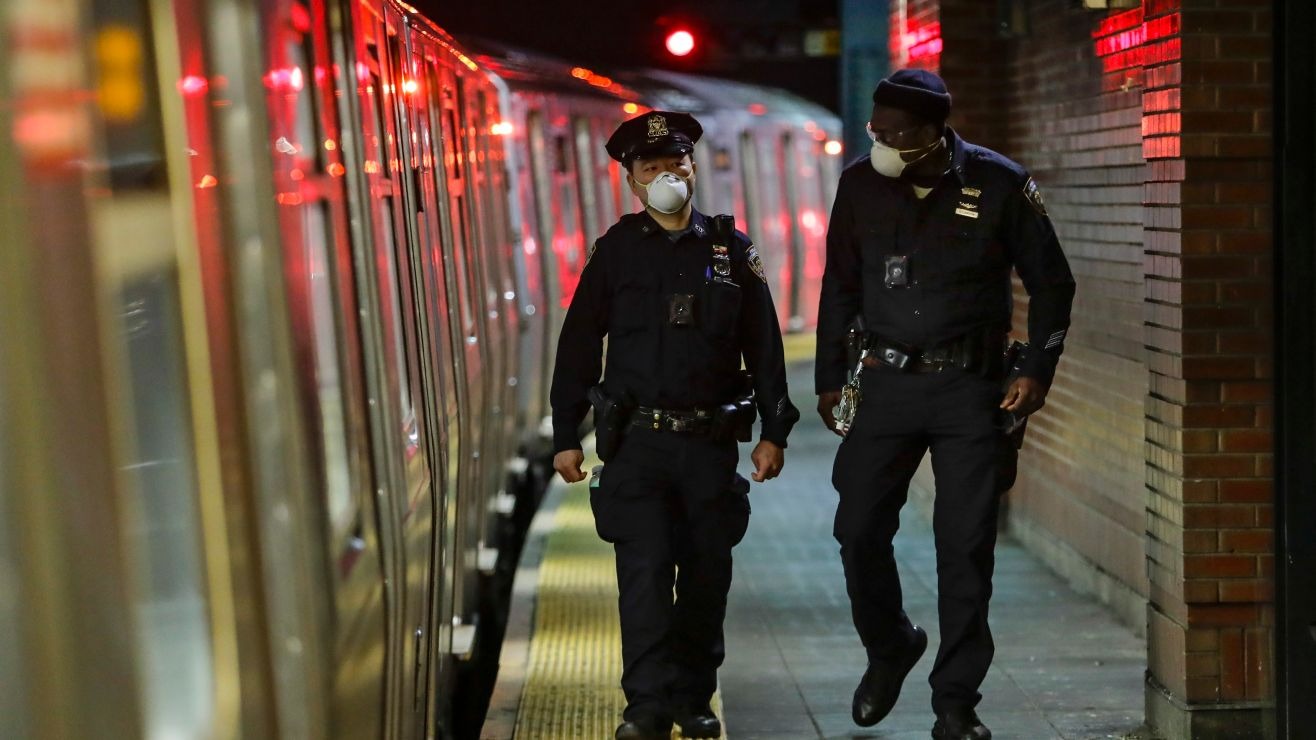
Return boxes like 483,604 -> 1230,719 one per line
872,69 -> 952,123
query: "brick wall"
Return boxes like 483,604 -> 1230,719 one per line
1000,0 -> 1153,631
1141,1 -> 1274,734
889,0 -> 1276,736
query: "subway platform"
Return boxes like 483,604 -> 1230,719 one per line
483,358 -> 1150,740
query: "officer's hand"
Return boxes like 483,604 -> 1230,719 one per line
553,449 -> 586,484
817,391 -> 843,436
750,440 -> 784,482
1001,377 -> 1047,417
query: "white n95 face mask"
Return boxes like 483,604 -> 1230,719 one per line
869,137 -> 941,179
641,171 -> 691,213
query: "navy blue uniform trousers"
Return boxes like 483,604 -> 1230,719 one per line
590,427 -> 750,722
832,365 -> 1003,714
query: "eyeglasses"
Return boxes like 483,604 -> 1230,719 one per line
866,122 -> 921,147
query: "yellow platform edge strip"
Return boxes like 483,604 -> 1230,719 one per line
514,459 -> 727,739
782,331 -> 817,366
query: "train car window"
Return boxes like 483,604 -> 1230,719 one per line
552,134 -> 583,278
287,22 -> 323,170
91,1 -> 167,190
779,132 -> 804,327
436,79 -> 477,337
552,134 -> 569,174
713,147 -> 734,171
618,156 -> 633,215
572,118 -> 601,243
377,197 -> 412,417
365,50 -> 391,170
525,110 -> 556,287
738,131 -> 762,245
361,41 -> 422,442
266,3 -> 363,541
454,193 -> 479,336
301,201 -> 355,530
692,139 -> 713,214
446,108 -> 464,181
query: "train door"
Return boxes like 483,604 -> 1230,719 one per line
796,135 -> 830,331
262,0 -> 390,735
2,0 -> 231,736
458,81 -> 508,574
360,9 -> 447,735
589,115 -> 624,228
738,130 -> 790,327
779,131 -> 805,331
412,45 -> 468,728
525,109 -> 563,406
573,116 -> 604,244
433,60 -> 487,639
537,112 -> 589,309
471,87 -> 522,524
3,0 -> 207,732
502,99 -> 549,456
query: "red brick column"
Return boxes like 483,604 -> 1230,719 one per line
1142,0 -> 1274,736
886,0 -> 1009,150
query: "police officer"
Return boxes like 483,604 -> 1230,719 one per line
816,70 -> 1076,740
551,110 -> 800,740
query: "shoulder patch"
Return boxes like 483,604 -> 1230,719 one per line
1023,177 -> 1047,216
746,245 -> 767,284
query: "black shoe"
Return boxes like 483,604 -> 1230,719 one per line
615,717 -> 673,740
852,625 -> 929,727
931,706 -> 991,740
674,708 -> 721,739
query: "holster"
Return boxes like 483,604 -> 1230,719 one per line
712,371 -> 757,443
588,385 -> 634,463
996,341 -> 1029,493
844,314 -> 868,381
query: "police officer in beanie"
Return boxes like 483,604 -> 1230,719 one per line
816,70 -> 1075,739
551,110 -> 800,740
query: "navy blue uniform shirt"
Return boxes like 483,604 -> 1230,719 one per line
551,209 -> 800,454
816,127 -> 1076,393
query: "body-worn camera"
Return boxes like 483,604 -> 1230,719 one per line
884,254 -> 910,288
668,293 -> 695,326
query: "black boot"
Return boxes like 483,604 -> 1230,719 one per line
852,625 -> 928,727
615,715 -> 673,740
931,706 -> 991,740
674,705 -> 721,739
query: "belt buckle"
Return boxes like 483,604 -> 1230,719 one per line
878,346 -> 912,370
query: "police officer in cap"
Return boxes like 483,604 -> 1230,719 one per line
551,110 -> 801,740
816,70 -> 1076,739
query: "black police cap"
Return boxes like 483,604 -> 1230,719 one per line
605,111 -> 703,165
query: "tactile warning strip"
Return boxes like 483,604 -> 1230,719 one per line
514,471 -> 726,739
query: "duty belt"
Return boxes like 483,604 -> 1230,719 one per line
632,406 -> 714,434
862,331 -> 998,375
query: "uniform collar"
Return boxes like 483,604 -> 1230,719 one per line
636,208 -> 709,240
945,126 -> 969,184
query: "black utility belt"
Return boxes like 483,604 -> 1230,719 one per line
863,331 -> 999,375
632,406 -> 714,434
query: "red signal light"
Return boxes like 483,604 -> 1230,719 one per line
665,30 -> 695,57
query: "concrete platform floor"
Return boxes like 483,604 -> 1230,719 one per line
717,364 -> 1148,740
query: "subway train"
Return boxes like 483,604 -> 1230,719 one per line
0,0 -> 839,738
